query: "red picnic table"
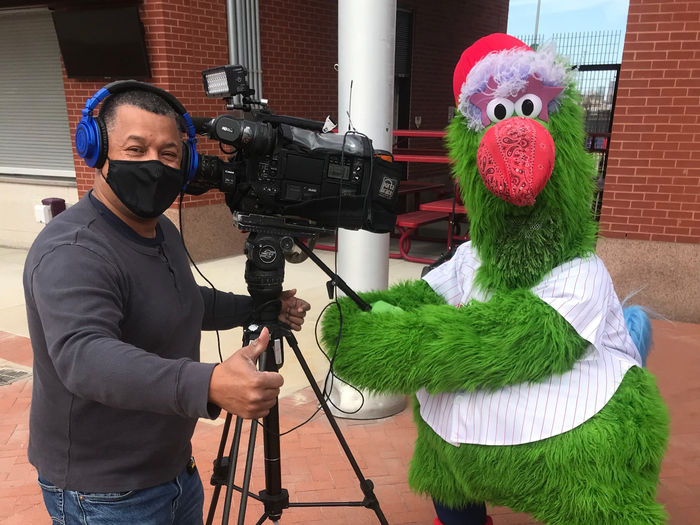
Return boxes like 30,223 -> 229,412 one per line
389,197 -> 468,264
419,197 -> 466,215
420,198 -> 468,250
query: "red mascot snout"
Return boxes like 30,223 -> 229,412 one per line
476,117 -> 555,207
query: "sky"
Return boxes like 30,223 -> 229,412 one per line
507,0 -> 630,37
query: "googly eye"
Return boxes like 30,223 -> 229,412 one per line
515,94 -> 543,119
486,98 -> 514,123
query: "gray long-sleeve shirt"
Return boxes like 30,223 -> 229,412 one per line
24,192 -> 253,492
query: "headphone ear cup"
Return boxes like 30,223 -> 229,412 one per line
75,114 -> 103,168
94,116 -> 109,170
180,141 -> 191,181
181,139 -> 198,187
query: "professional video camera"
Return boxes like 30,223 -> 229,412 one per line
184,65 -> 403,234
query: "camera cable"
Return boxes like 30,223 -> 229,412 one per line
177,192 -> 225,363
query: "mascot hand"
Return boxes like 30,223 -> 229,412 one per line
320,280 -> 444,394
371,300 -> 405,314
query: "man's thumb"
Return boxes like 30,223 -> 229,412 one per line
243,327 -> 270,362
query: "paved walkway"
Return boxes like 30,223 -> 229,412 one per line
1,319 -> 699,524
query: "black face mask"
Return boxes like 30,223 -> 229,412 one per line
104,159 -> 184,219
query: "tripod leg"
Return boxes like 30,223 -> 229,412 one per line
220,416 -> 244,525
258,397 -> 289,522
254,513 -> 278,525
207,413 -> 235,525
236,419 -> 258,525
286,333 -> 389,525
206,485 -> 221,525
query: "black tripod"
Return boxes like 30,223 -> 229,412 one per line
205,214 -> 388,525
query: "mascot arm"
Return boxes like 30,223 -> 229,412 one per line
339,279 -> 448,311
321,285 -> 589,394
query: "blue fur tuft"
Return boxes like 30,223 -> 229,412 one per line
624,305 -> 652,366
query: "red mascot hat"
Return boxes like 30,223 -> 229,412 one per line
452,33 -> 532,106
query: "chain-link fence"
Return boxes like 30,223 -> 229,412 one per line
516,30 -> 624,220
517,30 -> 623,65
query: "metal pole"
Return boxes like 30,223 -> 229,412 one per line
235,0 -> 246,68
226,0 -> 238,64
252,0 -> 262,99
533,0 -> 542,48
333,0 -> 406,419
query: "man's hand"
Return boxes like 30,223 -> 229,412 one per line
278,289 -> 311,331
207,328 -> 284,419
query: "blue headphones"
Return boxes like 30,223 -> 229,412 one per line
74,80 -> 199,188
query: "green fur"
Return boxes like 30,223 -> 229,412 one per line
321,281 -> 589,393
410,368 -> 669,525
320,72 -> 669,523
447,86 -> 599,291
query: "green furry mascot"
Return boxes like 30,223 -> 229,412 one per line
321,34 -> 669,525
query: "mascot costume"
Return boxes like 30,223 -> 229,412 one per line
321,34 -> 669,525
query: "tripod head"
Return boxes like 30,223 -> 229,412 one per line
238,213 -> 372,321
243,231 -> 285,325
238,211 -> 331,321
238,213 -> 332,371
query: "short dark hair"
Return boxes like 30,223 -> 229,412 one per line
99,89 -> 184,133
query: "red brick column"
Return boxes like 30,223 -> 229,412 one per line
600,0 -> 700,243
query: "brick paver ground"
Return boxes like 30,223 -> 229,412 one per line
1,319 -> 698,524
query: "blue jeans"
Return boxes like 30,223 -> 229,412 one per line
38,463 -> 204,525
433,499 -> 487,525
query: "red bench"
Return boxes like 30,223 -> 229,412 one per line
390,210 -> 449,264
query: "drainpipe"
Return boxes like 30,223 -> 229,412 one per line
251,0 -> 262,98
226,0 -> 262,100
226,0 -> 239,64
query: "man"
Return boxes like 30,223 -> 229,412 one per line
23,85 -> 310,524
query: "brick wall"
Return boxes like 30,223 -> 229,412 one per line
258,0 -> 338,121
599,0 -> 700,243
396,0 -> 509,182
404,0 -> 509,131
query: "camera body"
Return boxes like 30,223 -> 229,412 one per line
186,73 -> 403,234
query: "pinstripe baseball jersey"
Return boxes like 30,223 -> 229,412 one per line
417,241 -> 642,446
